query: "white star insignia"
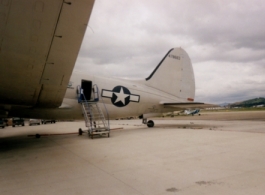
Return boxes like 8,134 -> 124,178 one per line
114,87 -> 129,105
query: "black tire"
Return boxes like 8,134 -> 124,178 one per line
22,123 -> 24,126
78,128 -> 83,135
35,134 -> 41,138
12,125 -> 15,127
108,133 -> 110,137
147,120 -> 154,128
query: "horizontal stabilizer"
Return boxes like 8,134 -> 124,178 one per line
160,102 -> 219,109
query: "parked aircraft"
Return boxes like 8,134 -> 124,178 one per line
162,109 -> 200,117
0,0 -> 215,131
184,109 -> 201,116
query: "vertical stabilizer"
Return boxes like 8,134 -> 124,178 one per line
145,48 -> 195,101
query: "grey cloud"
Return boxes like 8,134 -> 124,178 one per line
135,0 -> 265,63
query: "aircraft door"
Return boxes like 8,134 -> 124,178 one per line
81,80 -> 92,101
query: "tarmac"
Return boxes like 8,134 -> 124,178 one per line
1,111 -> 265,195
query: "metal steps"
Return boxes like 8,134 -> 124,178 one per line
77,84 -> 110,139
81,101 -> 110,139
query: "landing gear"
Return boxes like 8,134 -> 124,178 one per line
147,120 -> 154,128
142,118 -> 155,128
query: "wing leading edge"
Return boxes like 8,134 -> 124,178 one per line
0,0 -> 95,108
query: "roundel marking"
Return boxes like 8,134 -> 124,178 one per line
111,86 -> 131,107
101,85 -> 140,107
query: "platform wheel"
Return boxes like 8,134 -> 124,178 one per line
78,128 -> 83,135
35,134 -> 41,138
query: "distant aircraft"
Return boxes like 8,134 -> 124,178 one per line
0,0 -> 215,133
184,109 -> 201,116
162,111 -> 182,117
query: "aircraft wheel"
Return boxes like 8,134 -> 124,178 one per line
108,133 -> 110,137
147,120 -> 154,128
199,114 -> 201,116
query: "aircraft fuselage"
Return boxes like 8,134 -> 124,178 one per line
6,47 -> 197,121
8,71 -> 182,120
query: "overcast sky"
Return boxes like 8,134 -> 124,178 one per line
75,0 -> 265,104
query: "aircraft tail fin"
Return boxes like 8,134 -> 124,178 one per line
145,47 -> 195,101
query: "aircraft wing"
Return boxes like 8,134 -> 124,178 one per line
161,102 -> 219,110
0,0 -> 95,108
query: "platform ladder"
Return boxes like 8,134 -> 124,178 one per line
78,85 -> 110,139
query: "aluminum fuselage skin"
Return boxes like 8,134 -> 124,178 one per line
9,72 -> 186,120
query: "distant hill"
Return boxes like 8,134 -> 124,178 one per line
229,97 -> 265,108
219,102 -> 230,107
